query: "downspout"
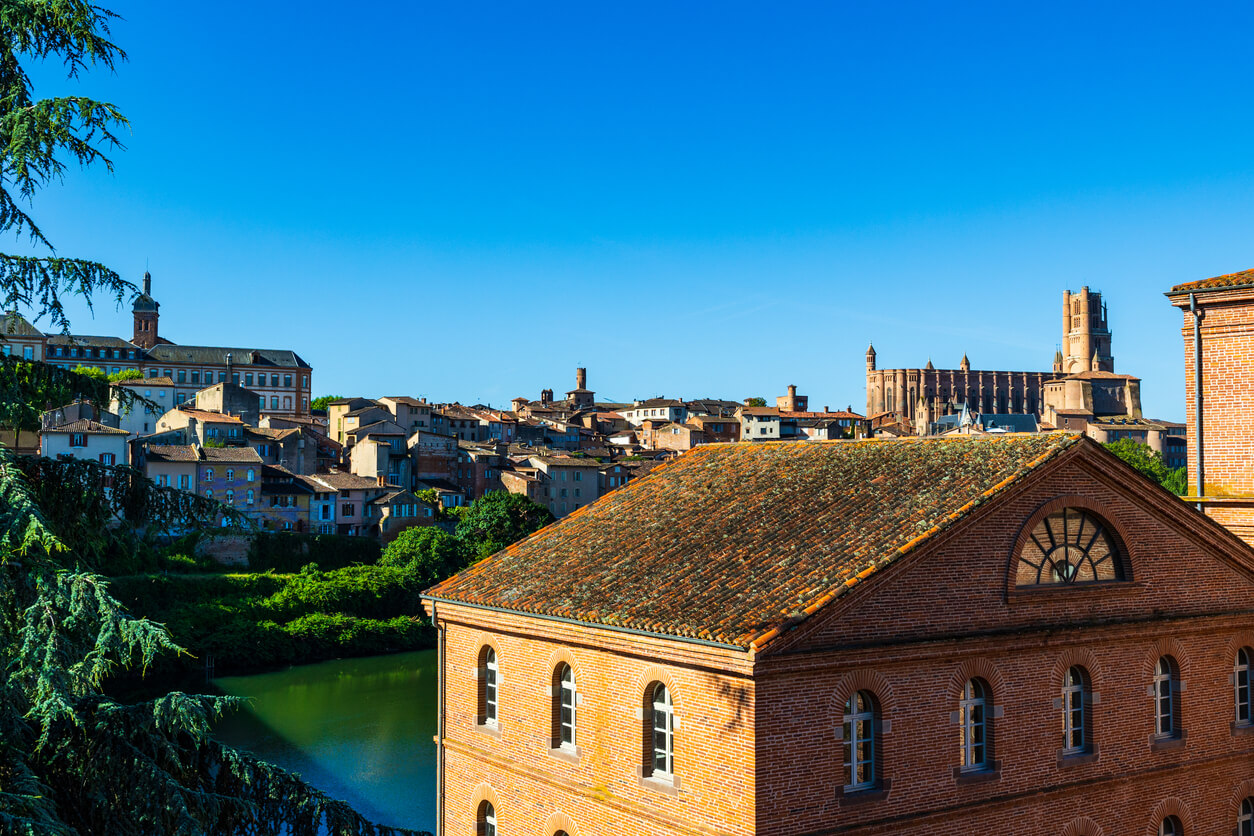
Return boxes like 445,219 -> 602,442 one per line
434,603 -> 446,836
1190,293 -> 1205,506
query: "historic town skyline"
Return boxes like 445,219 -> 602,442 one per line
19,2 -> 1254,419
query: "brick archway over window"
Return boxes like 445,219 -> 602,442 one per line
543,810 -> 579,836
1141,637 -> 1191,679
1061,815 -> 1104,836
633,665 -> 681,712
546,648 -> 584,685
829,669 -> 896,720
1051,647 -> 1104,693
1145,797 -> 1194,835
1006,494 -> 1136,595
947,658 -> 1008,703
1229,778 -> 1254,820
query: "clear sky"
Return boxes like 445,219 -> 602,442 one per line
17,1 -> 1254,420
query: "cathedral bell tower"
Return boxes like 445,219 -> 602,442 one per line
132,271 -> 160,350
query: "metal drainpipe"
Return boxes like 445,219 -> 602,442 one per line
1190,293 -> 1205,505
435,605 -> 445,836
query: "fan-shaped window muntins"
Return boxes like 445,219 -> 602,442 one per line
1016,508 -> 1123,586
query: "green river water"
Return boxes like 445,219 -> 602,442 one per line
213,649 -> 438,833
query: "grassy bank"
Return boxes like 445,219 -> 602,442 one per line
109,564 -> 435,676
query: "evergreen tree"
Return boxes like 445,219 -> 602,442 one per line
0,3 -> 425,833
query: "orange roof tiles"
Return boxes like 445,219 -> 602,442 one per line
426,433 -> 1082,649
1169,267 -> 1254,294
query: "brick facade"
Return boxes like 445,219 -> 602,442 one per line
427,448 -> 1254,835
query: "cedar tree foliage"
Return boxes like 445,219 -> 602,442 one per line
0,3 -> 426,834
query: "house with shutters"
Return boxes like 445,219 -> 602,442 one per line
423,434 -> 1254,836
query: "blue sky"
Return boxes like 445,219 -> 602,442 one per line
16,1 -> 1254,420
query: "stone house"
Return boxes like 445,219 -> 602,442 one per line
424,434 -> 1254,835
110,377 -> 175,437
306,472 -> 389,537
40,419 -> 130,466
367,488 -> 436,543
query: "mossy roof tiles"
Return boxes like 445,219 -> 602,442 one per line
426,433 -> 1081,649
1169,267 -> 1254,293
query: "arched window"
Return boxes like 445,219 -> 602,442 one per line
246,468 -> 255,481
476,800 -> 496,836
648,683 -> 674,780
1016,508 -> 1124,586
1159,815 -> 1182,836
1236,648 -> 1252,726
203,468 -> 213,481
225,489 -> 234,505
1154,656 -> 1180,738
246,489 -> 255,505
1061,666 -> 1091,754
478,647 -> 498,726
1239,797 -> 1253,836
959,678 -> 991,771
225,469 -> 234,482
553,663 -> 575,750
842,690 -> 877,791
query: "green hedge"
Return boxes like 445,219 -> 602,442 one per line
247,532 -> 382,572
108,565 -> 432,676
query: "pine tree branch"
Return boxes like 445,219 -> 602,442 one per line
0,255 -> 133,334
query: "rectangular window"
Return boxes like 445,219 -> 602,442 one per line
179,475 -> 189,490
284,374 -> 292,388
271,396 -> 279,409
191,370 -> 200,384
218,372 -> 226,383
177,370 -> 186,383
70,433 -> 87,448
245,373 -> 253,386
342,503 -> 355,516
271,374 -> 280,387
148,369 -> 158,378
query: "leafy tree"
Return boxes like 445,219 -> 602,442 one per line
1103,439 -> 1185,496
310,394 -> 343,412
745,397 -> 767,407
0,4 -> 424,833
455,490 -> 554,558
107,367 -> 142,383
70,363 -> 106,381
379,526 -> 470,587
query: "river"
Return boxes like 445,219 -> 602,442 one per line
213,649 -> 437,833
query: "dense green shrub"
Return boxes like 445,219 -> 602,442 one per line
247,531 -> 381,572
108,566 -> 431,675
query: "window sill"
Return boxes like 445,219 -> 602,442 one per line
474,721 -> 501,739
1149,732 -> 1186,752
836,780 -> 891,805
637,771 -> 681,795
1232,722 -> 1254,737
1057,748 -> 1098,768
952,762 -> 1001,786
547,744 -> 580,763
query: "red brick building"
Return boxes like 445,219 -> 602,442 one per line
1168,268 -> 1254,547
424,435 -> 1254,836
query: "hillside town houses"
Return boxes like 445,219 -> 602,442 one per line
6,278 -> 1196,550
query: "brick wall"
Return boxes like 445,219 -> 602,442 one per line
431,450 -> 1254,834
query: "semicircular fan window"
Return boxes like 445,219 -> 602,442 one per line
1016,508 -> 1124,586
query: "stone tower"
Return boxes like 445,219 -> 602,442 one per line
1061,287 -> 1113,374
132,271 -> 159,350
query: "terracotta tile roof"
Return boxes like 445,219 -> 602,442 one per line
174,408 -> 243,424
308,472 -> 384,491
200,446 -> 263,463
44,419 -> 129,435
1169,267 -> 1254,294
144,444 -> 199,462
426,434 -> 1083,649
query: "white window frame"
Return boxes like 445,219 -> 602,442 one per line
1062,667 -> 1086,754
651,683 -> 673,780
1237,648 -> 1252,726
480,802 -> 496,836
1239,797 -> 1253,836
1154,657 -> 1175,738
483,648 -> 498,725
842,691 -> 875,791
959,679 -> 989,771
559,664 -> 576,750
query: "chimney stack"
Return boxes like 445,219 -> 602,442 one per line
225,352 -> 233,383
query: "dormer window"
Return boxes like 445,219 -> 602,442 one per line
1016,507 -> 1124,586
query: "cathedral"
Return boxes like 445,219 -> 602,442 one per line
865,287 -> 1125,430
